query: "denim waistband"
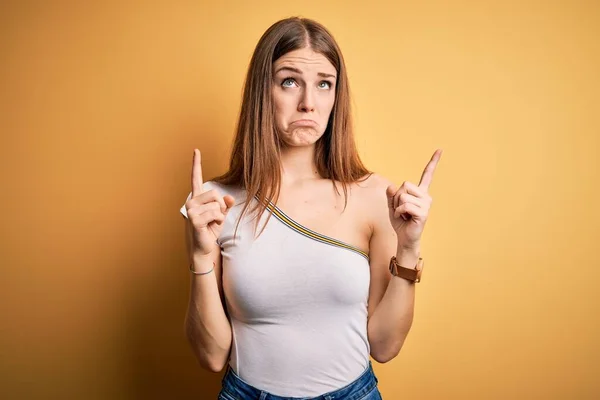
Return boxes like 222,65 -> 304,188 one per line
219,361 -> 379,400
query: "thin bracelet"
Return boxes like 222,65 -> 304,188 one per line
189,262 -> 215,275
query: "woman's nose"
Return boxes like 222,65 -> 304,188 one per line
298,88 -> 315,112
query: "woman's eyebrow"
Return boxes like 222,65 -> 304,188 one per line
274,66 -> 302,75
274,66 -> 336,79
318,72 -> 336,79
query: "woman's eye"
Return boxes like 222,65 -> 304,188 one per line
281,78 -> 332,89
282,78 -> 296,87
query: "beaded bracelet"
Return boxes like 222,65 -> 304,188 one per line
189,262 -> 215,275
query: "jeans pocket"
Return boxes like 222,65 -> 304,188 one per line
357,385 -> 383,400
217,389 -> 238,400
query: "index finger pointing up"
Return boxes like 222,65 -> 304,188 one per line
191,149 -> 204,197
418,149 -> 443,191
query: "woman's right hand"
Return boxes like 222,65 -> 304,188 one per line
185,149 -> 235,256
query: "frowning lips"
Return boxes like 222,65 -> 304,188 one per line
290,119 -> 318,127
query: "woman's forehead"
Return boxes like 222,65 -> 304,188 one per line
273,48 -> 336,75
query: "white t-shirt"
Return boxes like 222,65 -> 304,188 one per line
181,181 -> 371,397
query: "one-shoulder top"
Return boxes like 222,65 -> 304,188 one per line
180,181 -> 371,397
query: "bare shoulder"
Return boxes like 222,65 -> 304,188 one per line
351,173 -> 395,231
353,173 -> 394,202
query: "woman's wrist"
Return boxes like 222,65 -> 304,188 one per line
189,262 -> 215,275
395,244 -> 420,268
190,251 -> 217,274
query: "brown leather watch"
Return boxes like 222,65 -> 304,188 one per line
389,256 -> 424,283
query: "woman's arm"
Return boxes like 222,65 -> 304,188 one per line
365,175 -> 419,363
183,217 -> 232,372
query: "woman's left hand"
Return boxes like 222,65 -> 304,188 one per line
386,149 -> 443,251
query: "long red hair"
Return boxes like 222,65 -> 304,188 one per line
213,17 -> 371,237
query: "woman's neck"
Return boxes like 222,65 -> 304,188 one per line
279,144 -> 321,187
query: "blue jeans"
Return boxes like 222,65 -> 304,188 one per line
217,361 -> 382,400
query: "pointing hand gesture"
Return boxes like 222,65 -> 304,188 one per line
386,149 -> 442,250
185,149 -> 236,256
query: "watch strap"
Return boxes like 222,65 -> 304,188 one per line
389,256 -> 423,283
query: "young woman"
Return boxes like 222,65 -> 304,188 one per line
180,16 -> 441,400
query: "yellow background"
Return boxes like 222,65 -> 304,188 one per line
1,1 -> 598,399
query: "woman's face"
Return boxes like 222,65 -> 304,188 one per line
272,47 -> 337,147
